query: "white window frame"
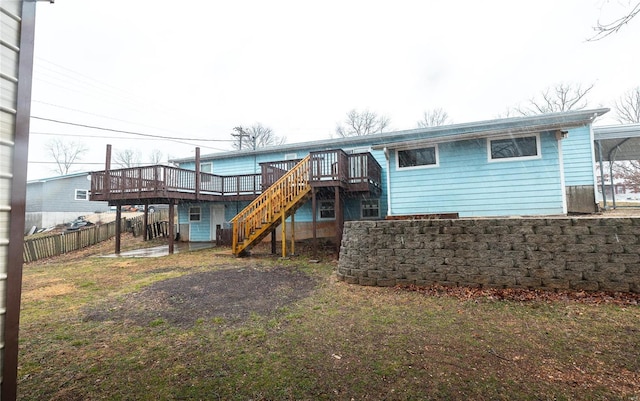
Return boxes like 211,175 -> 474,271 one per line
395,144 -> 439,170
74,189 -> 89,201
200,162 -> 212,173
488,133 -> 541,162
361,199 -> 380,219
200,162 -> 213,183
318,200 -> 335,220
189,206 -> 201,222
284,153 -> 298,160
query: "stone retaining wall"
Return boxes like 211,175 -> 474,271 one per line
336,218 -> 640,293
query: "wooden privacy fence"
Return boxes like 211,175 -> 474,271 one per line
23,210 -> 169,263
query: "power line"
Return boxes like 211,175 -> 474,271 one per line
29,131 -> 229,151
31,116 -> 234,142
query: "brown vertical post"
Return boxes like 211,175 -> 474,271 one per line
115,206 -> 122,254
143,204 -> 149,241
3,2 -> 38,399
105,144 -> 111,196
334,188 -> 343,253
311,188 -> 318,259
291,213 -> 295,256
271,230 -> 276,254
195,147 -> 200,199
168,200 -> 175,254
281,213 -> 286,257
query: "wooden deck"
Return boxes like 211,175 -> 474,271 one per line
90,150 -> 382,204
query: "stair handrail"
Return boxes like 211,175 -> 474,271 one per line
231,155 -> 311,255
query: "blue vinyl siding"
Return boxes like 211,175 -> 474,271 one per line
388,132 -> 564,217
562,125 -> 595,186
178,203 -> 211,241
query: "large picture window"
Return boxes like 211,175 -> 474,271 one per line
489,135 -> 540,161
397,146 -> 438,169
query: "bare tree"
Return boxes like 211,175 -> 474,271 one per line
148,148 -> 164,164
417,108 -> 451,128
590,1 -> 640,40
512,83 -> 595,116
231,124 -> 285,150
615,87 -> 640,123
335,109 -> 390,137
114,148 -> 141,168
45,138 -> 88,175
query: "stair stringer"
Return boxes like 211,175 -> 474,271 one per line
231,155 -> 312,256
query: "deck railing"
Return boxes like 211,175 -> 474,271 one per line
91,165 -> 262,199
91,151 -> 381,201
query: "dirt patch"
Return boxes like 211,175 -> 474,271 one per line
84,266 -> 318,327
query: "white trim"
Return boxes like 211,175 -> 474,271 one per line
384,147 -> 392,216
589,124 -> 599,203
284,153 -> 298,160
200,162 -> 212,173
558,139 -> 567,214
210,204 -> 225,241
395,144 -> 440,170
74,189 -> 89,201
487,133 -> 541,163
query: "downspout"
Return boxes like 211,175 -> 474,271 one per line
557,134 -> 567,214
383,147 -> 392,216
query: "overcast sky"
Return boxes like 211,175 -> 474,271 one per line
27,0 -> 640,180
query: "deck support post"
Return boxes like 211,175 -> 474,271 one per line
195,147 -> 200,200
291,213 -> 295,256
335,187 -> 343,253
115,206 -> 122,254
281,213 -> 286,257
168,200 -> 175,254
271,230 -> 276,254
143,203 -> 149,241
311,188 -> 318,258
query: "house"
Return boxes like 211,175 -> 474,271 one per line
90,108 -> 608,256
26,172 -> 110,232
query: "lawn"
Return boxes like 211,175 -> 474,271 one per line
18,235 -> 640,400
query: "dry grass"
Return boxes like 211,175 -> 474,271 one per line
17,236 -> 640,400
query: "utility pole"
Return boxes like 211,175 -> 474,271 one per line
231,126 -> 250,150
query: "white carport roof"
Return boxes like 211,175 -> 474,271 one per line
594,124 -> 640,162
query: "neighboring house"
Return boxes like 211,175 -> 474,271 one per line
90,108 -> 608,255
26,172 -> 110,232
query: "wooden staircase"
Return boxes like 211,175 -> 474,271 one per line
231,155 -> 312,256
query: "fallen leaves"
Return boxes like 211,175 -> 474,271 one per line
396,284 -> 640,306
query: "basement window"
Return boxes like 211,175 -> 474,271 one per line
361,199 -> 380,219
189,206 -> 201,222
319,200 -> 335,219
397,145 -> 438,169
75,189 -> 89,201
489,134 -> 540,161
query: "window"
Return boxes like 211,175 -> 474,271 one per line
397,146 -> 438,169
284,153 -> 298,160
200,162 -> 212,183
189,207 -> 201,222
361,199 -> 380,219
75,189 -> 89,201
200,162 -> 212,173
319,200 -> 335,219
489,135 -> 540,161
